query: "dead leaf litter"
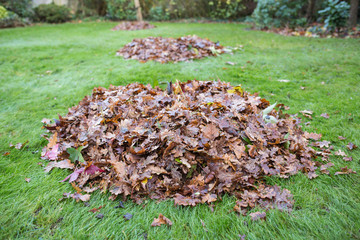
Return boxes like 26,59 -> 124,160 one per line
41,80 -> 354,215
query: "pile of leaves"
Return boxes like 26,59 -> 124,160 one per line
259,25 -> 360,38
111,21 -> 156,31
41,80 -> 342,215
116,35 -> 226,63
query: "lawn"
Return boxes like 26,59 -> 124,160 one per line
0,21 -> 359,239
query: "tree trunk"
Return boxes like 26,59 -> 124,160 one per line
349,0 -> 359,28
134,0 -> 143,21
306,0 -> 317,22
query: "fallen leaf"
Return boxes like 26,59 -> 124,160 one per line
2,152 -> 10,156
347,142 -> 357,150
226,61 -> 235,65
89,205 -> 104,213
343,157 -> 352,161
338,136 -> 346,140
151,214 -> 173,227
335,167 -> 356,175
334,149 -> 347,157
249,212 -> 266,221
320,113 -> 329,119
44,160 -> 74,173
96,213 -> 104,219
123,213 -> 133,221
25,178 -> 31,183
277,79 -> 290,82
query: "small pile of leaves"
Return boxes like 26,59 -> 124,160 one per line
111,21 -> 156,31
116,35 -> 226,63
259,25 -> 360,38
41,80 -> 340,214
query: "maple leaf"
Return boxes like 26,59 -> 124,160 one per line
151,214 -> 173,227
41,144 -> 60,160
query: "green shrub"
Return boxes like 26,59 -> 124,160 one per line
148,6 -> 170,20
34,3 -> 71,23
0,5 -> 8,19
251,0 -> 306,28
207,0 -> 245,20
318,0 -> 350,31
0,0 -> 33,18
105,0 -> 136,20
0,10 -> 29,28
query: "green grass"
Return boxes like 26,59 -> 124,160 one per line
0,21 -> 359,239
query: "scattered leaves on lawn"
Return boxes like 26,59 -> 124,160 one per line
123,213 -> 133,221
347,142 -> 358,151
41,80 -> 343,214
114,201 -> 125,209
335,167 -> 356,175
89,205 -> 104,213
10,140 -> 29,150
249,212 -> 266,221
300,110 -> 313,119
320,113 -> 329,119
151,214 -> 173,227
334,149 -> 347,157
62,192 -> 90,202
112,21 -> 155,31
116,36 -> 227,63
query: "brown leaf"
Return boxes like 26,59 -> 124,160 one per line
202,124 -> 220,140
343,157 -> 352,161
3,152 -> 10,156
304,132 -> 322,141
320,113 -> 329,119
151,214 -> 173,227
89,205 -> 104,213
338,136 -> 346,140
347,142 -> 358,150
335,167 -> 356,175
44,160 -> 74,173
249,212 -> 266,221
334,149 -> 347,157
25,178 -> 31,183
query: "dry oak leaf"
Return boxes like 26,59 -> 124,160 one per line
249,212 -> 266,221
347,142 -> 358,151
202,124 -> 220,140
304,132 -> 322,141
44,159 -> 74,173
334,149 -> 347,157
335,167 -> 356,175
151,214 -> 173,227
